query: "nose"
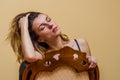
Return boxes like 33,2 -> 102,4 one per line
46,21 -> 53,29
45,20 -> 54,29
48,24 -> 53,29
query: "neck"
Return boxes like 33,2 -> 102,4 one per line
45,36 -> 64,50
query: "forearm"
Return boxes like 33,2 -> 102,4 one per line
77,38 -> 97,68
77,38 -> 91,56
18,14 -> 42,62
21,27 -> 42,62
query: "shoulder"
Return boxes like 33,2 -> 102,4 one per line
65,38 -> 88,48
75,38 -> 91,55
65,38 -> 91,56
75,38 -> 88,46
67,38 -> 88,46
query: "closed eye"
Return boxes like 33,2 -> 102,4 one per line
39,25 -> 46,31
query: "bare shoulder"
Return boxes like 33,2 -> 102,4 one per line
67,38 -> 88,46
65,38 -> 90,53
65,38 -> 88,48
76,38 -> 88,46
75,38 -> 91,56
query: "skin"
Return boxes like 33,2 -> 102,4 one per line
19,14 -> 97,69
32,14 -> 63,50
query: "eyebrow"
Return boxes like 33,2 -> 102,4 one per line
38,16 -> 48,29
46,15 -> 49,21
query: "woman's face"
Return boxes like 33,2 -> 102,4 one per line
32,14 -> 61,42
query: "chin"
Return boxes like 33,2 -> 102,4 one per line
56,30 -> 61,36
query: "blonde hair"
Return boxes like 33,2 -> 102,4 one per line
7,11 -> 69,63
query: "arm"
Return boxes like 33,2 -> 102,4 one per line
19,14 -> 43,62
77,38 -> 97,69
77,38 -> 91,56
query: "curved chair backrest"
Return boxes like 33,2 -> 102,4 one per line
22,46 -> 99,80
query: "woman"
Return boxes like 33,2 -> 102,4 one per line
7,11 -> 97,79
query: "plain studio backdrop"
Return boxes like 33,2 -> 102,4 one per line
0,0 -> 120,80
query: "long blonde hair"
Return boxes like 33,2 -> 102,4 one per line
7,11 -> 69,63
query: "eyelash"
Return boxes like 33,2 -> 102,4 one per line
39,17 -> 51,31
40,25 -> 45,30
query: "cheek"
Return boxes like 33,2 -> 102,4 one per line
39,30 -> 52,37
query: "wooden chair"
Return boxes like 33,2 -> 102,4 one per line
22,46 -> 99,80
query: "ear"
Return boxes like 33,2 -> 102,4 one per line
38,37 -> 44,42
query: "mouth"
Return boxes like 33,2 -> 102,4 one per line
52,26 -> 58,32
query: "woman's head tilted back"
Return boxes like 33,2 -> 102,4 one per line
7,11 -> 69,63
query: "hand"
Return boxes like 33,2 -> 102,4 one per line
87,56 -> 97,69
18,14 -> 30,29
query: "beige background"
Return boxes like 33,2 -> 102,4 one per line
0,0 -> 120,80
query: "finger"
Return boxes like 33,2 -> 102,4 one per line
89,62 -> 93,68
86,56 -> 92,63
25,13 -> 30,18
89,62 -> 97,69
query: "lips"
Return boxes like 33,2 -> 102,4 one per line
52,27 -> 58,32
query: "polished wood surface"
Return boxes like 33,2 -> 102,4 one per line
22,46 -> 99,80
